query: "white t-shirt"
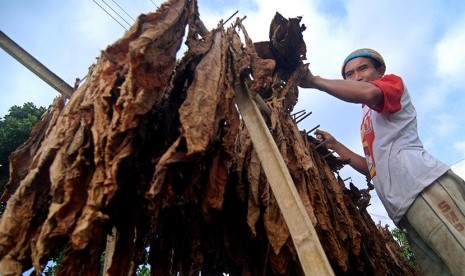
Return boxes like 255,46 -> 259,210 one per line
360,74 -> 449,224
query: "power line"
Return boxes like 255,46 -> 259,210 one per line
100,0 -> 132,27
149,0 -> 158,8
450,157 -> 465,167
110,0 -> 135,21
92,0 -> 128,31
369,213 -> 391,221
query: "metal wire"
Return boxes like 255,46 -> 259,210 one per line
101,0 -> 132,27
149,0 -> 158,8
92,0 -> 128,30
111,0 -> 135,21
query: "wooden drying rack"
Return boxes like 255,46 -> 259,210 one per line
0,12 -> 334,275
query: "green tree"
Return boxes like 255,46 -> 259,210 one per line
0,102 -> 47,212
136,265 -> 151,276
392,228 -> 416,267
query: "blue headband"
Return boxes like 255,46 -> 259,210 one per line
341,48 -> 386,78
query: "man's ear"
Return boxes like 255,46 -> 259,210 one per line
377,65 -> 386,77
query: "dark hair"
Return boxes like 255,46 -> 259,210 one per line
371,58 -> 382,70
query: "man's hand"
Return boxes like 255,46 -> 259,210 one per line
314,129 -> 370,176
299,66 -> 316,88
315,129 -> 338,150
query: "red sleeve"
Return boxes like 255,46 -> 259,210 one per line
368,74 -> 404,113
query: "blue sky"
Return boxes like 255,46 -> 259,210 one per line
1,0 -> 465,227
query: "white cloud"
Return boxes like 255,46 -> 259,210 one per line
451,160 -> 465,180
434,113 -> 461,138
435,18 -> 465,85
416,82 -> 451,111
439,139 -> 465,182
453,140 -> 465,157
455,140 -> 465,150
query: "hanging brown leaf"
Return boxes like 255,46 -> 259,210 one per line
0,0 -> 418,275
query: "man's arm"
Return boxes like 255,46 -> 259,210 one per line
300,71 -> 383,106
315,130 -> 369,176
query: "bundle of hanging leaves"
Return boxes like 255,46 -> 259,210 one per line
0,0 -> 417,275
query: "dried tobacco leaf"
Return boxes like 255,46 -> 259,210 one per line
0,0 -> 418,275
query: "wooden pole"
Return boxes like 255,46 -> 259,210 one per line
198,14 -> 333,274
0,30 -> 74,98
234,80 -> 334,275
102,227 -> 117,275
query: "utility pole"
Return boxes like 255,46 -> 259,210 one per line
0,30 -> 74,98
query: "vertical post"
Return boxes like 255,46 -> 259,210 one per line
102,227 -> 117,275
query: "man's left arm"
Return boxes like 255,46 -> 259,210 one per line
300,70 -> 383,106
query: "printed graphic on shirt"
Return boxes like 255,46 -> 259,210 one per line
361,109 -> 376,179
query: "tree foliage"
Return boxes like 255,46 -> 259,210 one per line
0,102 -> 46,207
392,228 -> 416,267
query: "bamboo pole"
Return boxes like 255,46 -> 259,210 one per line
0,30 -> 74,98
234,80 -> 334,275
102,227 -> 117,274
198,13 -> 333,274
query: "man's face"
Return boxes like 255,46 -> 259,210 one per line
344,57 -> 383,81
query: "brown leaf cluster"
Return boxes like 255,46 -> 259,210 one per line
0,0 -> 417,275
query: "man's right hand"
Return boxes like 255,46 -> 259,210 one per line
314,129 -> 370,176
314,129 -> 338,150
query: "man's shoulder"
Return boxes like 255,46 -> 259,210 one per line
380,74 -> 402,82
376,74 -> 405,91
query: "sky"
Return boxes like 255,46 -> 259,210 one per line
1,0 -> 465,228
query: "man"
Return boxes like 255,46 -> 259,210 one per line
300,48 -> 465,275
